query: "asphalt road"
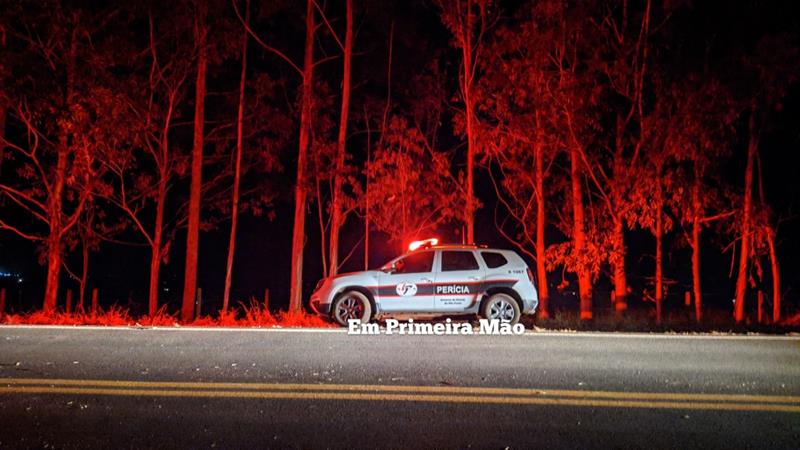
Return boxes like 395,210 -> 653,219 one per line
0,326 -> 798,449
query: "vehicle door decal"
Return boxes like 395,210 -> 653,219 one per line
369,279 -> 518,298
395,282 -> 418,297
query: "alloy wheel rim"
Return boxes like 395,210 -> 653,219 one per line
489,299 -> 515,321
336,296 -> 364,323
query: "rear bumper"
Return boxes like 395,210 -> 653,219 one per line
514,282 -> 539,314
521,298 -> 538,315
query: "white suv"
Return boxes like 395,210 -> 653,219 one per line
310,242 -> 538,326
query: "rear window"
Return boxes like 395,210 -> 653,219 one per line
481,252 -> 508,269
441,251 -> 480,272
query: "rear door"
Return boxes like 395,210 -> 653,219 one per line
434,250 -> 485,311
376,251 -> 435,312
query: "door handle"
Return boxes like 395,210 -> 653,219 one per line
468,276 -> 480,281
421,277 -> 434,283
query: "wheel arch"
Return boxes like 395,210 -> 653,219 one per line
334,285 -> 377,314
479,287 -> 523,314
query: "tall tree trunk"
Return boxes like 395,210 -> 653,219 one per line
691,173 -> 702,322
43,233 -> 62,313
756,154 -> 780,323
534,139 -> 549,318
43,138 -> 68,312
654,176 -> 663,325
148,247 -> 161,316
364,116 -> 371,272
44,29 -> 78,313
612,115 -> 627,313
766,226 -> 780,323
328,0 -> 354,277
734,106 -> 757,323
79,234 -> 88,312
570,145 -> 592,320
288,0 -> 315,312
612,216 -> 627,313
44,142 -> 68,312
223,0 -> 250,314
462,1 -> 475,244
315,166 -> 328,276
364,205 -> 370,270
182,8 -> 207,322
148,169 -> 166,316
144,15 -> 173,317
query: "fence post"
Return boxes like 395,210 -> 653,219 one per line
0,288 -> 6,320
264,288 -> 270,311
757,290 -> 764,324
195,288 -> 202,320
66,290 -> 73,314
91,288 -> 98,315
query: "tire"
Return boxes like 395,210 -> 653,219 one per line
481,293 -> 521,325
331,290 -> 372,327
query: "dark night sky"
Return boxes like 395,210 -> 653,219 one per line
1,0 -> 799,316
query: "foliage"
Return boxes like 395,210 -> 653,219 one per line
367,117 -> 464,249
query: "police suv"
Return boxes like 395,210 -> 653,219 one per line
310,239 -> 539,326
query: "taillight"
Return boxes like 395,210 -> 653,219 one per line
526,268 -> 534,283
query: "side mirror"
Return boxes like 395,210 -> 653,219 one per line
381,262 -> 397,273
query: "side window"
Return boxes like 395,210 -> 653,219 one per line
395,252 -> 434,274
441,251 -> 479,272
481,252 -> 508,269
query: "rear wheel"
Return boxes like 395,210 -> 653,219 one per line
481,293 -> 521,325
332,290 -> 372,327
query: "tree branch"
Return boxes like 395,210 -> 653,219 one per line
312,0 -> 344,50
0,217 -> 44,241
231,0 -> 304,78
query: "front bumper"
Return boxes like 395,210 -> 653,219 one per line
310,295 -> 331,316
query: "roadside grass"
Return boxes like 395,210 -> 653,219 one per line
527,308 -> 800,334
276,309 -> 331,328
238,299 -> 277,326
216,308 -> 239,327
2,306 -> 132,326
1,300 -> 796,333
137,305 -> 178,327
0,301 -> 334,328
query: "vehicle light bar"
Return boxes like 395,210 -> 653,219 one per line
409,238 -> 439,251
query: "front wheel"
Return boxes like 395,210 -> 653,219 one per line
332,290 -> 373,327
481,293 -> 521,325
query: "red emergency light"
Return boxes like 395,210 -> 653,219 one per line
408,238 -> 439,251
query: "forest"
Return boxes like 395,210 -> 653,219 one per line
0,0 -> 798,327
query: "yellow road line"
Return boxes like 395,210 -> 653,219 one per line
2,385 -> 799,413
2,378 -> 798,405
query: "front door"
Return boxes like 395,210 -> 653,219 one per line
434,250 -> 484,311
376,251 -> 435,312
